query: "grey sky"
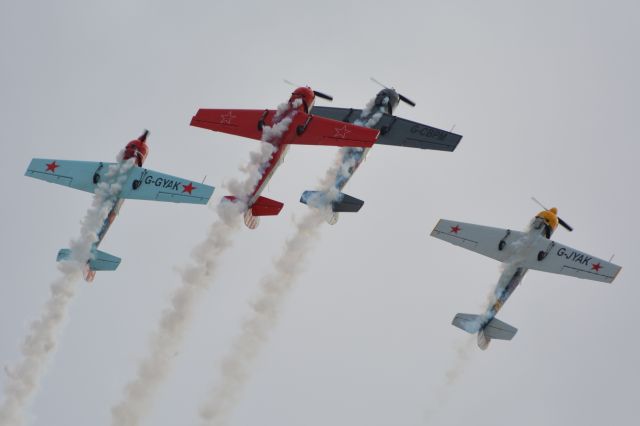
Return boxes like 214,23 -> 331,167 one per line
1,0 -> 639,425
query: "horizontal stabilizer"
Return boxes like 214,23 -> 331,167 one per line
452,313 -> 483,334
56,249 -> 71,262
57,248 -> 121,271
483,317 -> 518,340
251,196 -> 284,217
300,190 -> 364,213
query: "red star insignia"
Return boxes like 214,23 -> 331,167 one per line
334,125 -> 352,138
182,182 -> 196,194
45,161 -> 59,173
450,225 -> 461,234
220,111 -> 236,124
591,262 -> 602,272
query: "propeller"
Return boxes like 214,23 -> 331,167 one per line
139,129 -> 149,142
283,79 -> 333,101
531,197 -> 573,231
370,77 -> 416,107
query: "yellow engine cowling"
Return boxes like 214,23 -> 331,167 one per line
535,207 -> 559,232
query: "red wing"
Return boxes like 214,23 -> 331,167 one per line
190,109 -> 277,141
287,114 -> 380,148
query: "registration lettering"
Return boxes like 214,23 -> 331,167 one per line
410,124 -> 448,141
143,175 -> 181,191
557,247 -> 592,266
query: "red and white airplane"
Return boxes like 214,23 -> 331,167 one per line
190,87 -> 380,228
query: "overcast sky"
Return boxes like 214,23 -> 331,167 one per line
1,1 -> 639,425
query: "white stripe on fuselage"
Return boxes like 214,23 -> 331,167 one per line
248,144 -> 290,206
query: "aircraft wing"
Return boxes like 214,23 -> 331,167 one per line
311,106 -> 462,151
120,168 -> 214,204
25,158 -> 108,193
520,239 -> 622,283
191,108 -> 379,148
294,113 -> 379,147
191,109 -> 271,141
26,158 -> 214,204
430,219 -> 521,263
430,219 -> 622,283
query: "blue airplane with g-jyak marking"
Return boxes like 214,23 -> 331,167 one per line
25,130 -> 215,282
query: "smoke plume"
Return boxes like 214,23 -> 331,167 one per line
0,158 -> 134,426
110,98 -> 301,426
197,98 -> 385,426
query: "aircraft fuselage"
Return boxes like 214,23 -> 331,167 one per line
247,98 -> 310,208
479,217 -> 555,331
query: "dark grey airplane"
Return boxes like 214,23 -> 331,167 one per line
300,79 -> 463,224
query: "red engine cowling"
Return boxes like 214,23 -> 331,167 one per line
123,130 -> 150,166
288,87 -> 315,113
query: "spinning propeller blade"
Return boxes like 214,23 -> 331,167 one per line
370,77 -> 388,89
558,217 -> 573,232
313,90 -> 333,101
398,94 -> 416,107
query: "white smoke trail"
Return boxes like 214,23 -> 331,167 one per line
226,99 -> 301,204
198,98 -> 385,426
198,208 -> 326,426
0,157 -> 134,426
110,99 -> 301,426
109,203 -> 242,426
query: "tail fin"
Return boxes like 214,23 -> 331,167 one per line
57,248 -> 121,282
300,190 -> 364,213
452,313 -> 517,350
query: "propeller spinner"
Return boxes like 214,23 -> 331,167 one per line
370,77 -> 416,107
531,197 -> 573,231
284,79 -> 333,101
